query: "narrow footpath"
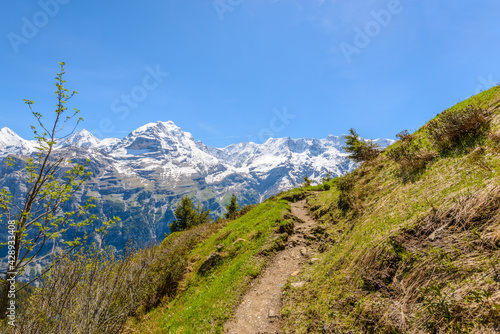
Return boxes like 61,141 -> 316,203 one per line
224,199 -> 319,334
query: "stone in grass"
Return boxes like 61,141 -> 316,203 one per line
198,252 -> 222,273
291,281 -> 306,288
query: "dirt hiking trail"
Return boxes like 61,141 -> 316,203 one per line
224,199 -> 319,334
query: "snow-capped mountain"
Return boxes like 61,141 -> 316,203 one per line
0,121 -> 394,250
0,127 -> 36,157
1,121 -> 391,194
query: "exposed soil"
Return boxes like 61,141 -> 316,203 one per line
224,199 -> 318,334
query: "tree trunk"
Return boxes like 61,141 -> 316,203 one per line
0,279 -> 11,319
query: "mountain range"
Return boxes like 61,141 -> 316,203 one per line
0,121 -> 393,254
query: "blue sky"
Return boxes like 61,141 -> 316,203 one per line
1,0 -> 499,147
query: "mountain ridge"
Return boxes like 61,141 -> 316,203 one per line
0,121 -> 394,256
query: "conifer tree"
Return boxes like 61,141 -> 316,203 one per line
194,202 -> 211,226
343,128 -> 381,163
224,194 -> 239,219
170,197 -> 211,232
302,173 -> 312,187
170,196 -> 196,232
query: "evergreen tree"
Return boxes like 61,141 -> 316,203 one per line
302,173 -> 312,187
170,196 -> 196,232
224,194 -> 239,219
170,196 -> 211,232
321,170 -> 332,183
194,202 -> 211,226
343,128 -> 381,163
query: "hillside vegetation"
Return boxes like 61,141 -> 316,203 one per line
130,86 -> 500,333
281,86 -> 500,333
3,86 -> 499,333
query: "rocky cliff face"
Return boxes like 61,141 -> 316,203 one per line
0,121 -> 394,255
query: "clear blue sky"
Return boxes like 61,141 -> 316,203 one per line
1,0 -> 499,147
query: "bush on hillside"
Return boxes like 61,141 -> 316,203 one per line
10,222 -> 223,334
224,194 -> 240,219
336,174 -> 358,213
426,106 -> 489,151
301,173 -> 312,188
387,130 -> 437,174
489,130 -> 500,148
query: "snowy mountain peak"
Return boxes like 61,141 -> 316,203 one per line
0,127 -> 17,137
0,127 -> 36,158
131,121 -> 183,137
60,129 -> 101,148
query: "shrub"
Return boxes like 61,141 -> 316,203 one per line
343,128 -> 381,163
11,222 -> 223,334
387,130 -> 437,172
426,106 -> 489,151
335,174 -> 358,213
489,130 -> 500,147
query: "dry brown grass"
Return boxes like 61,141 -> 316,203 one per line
2,222 -> 224,334
426,106 -> 490,152
350,184 -> 500,333
387,130 -> 438,180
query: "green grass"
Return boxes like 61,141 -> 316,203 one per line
131,85 -> 500,333
131,199 -> 290,333
280,86 -> 500,333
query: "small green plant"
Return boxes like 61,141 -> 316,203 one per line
321,171 -> 332,183
336,174 -> 357,213
302,173 -> 312,187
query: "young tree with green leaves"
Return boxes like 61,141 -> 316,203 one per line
343,128 -> 381,163
224,194 -> 239,219
0,63 -> 116,319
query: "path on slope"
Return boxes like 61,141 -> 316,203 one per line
224,199 -> 319,334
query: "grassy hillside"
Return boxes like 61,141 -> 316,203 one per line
3,71 -> 498,333
130,86 -> 500,333
128,199 -> 293,333
281,86 -> 500,333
